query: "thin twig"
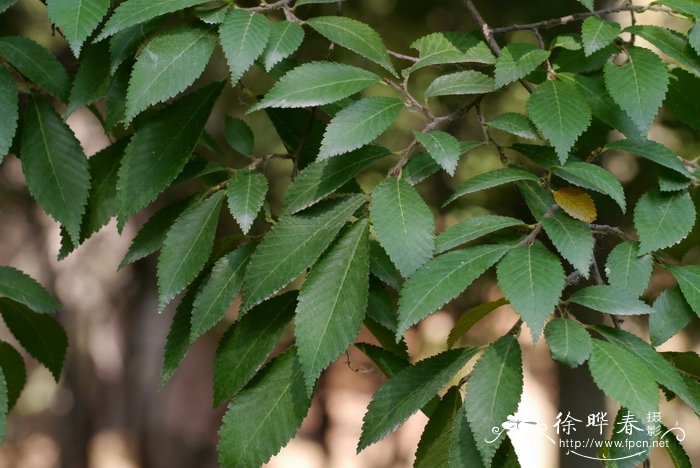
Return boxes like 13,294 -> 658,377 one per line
247,0 -> 293,12
519,204 -> 557,246
490,5 -> 669,35
476,100 -> 508,165
384,78 -> 434,120
388,50 -> 419,63
591,256 -> 623,330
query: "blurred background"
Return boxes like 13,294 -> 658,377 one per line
1,0 -> 699,466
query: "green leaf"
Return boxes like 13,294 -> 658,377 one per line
605,241 -> 653,298
435,215 -> 524,254
0,299 -> 67,381
606,138 -> 692,178
366,282 -> 399,332
190,245 -> 255,343
625,25 -> 700,77
157,192 -> 224,311
319,96 -> 403,159
561,73 -> 643,141
358,347 -> 479,451
527,79 -> 592,163
0,65 -> 18,162
424,70 -> 494,98
119,197 -> 192,268
369,241 -> 401,290
213,292 -> 297,406
104,60 -> 130,128
603,46 -> 669,131
408,32 -> 495,74
0,371 -> 6,443
542,210 -> 594,275
265,107 -> 325,169
218,349 -> 312,468
690,22 -> 700,54
544,318 -> 592,367
602,407 -> 653,466
577,0 -> 594,11
445,167 -> 539,206
66,42 -> 112,115
223,116 -> 254,157
47,0 -> 110,55
125,24 -> 217,122
494,43 -> 550,88
581,16 -> 620,56
242,195 -> 365,311
397,245 -> 510,338
465,336 -> 523,466
250,62 -> 379,112
659,168 -> 693,192
554,161 -> 626,212
96,0 -> 206,41
550,34 -> 582,51
650,287 -> 694,346
486,113 -> 540,141
588,339 -> 659,418
295,219 -> 369,392
667,264 -> 700,317
370,177 -> 434,277
595,326 -> 700,415
518,179 -> 554,219
496,243 -> 565,341
283,145 -> 389,215
657,0 -> 700,18
0,37 -> 71,101
307,16 -> 396,75
447,298 -> 509,348
414,386 -> 462,468
414,130 -> 461,175
633,189 -> 696,255
569,285 -> 653,315
0,342 -> 26,409
401,151 -> 441,185
220,9 -> 270,86
117,82 -> 224,225
226,170 -> 268,234
160,281 -> 199,387
661,422 -> 693,468
108,17 -> 165,73
0,266 -> 60,313
21,97 -> 90,244
449,406 -> 486,468
0,0 -> 17,13
262,21 -> 304,71
355,342 -> 411,379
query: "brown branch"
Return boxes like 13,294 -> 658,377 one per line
490,5 -> 669,35
388,50 -> 419,63
247,0 -> 293,12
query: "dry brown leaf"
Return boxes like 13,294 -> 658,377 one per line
552,187 -> 597,223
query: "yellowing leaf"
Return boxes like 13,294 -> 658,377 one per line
552,187 -> 597,223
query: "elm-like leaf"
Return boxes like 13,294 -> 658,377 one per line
581,16 -> 620,56
408,32 -> 495,74
213,292 -> 297,406
667,265 -> 700,318
0,342 -> 26,409
0,266 -> 60,313
219,9 -> 270,86
218,349 -> 312,468
283,145 -> 389,215
124,24 -> 217,121
435,215 -> 524,254
527,79 -> 592,163
486,112 -> 540,141
414,130 -> 461,175
605,242 -> 653,298
306,16 -> 396,75
544,318 -> 592,368
603,46 -> 669,131
554,161 -> 626,212
445,167 -> 539,206
0,299 -> 67,381
424,70 -> 495,98
494,43 -> 550,88
397,245 -> 510,339
650,287 -> 694,346
251,62 -> 380,112
242,195 -> 366,311
47,0 -> 110,55
414,386 -> 462,468
496,243 -> 565,341
588,339 -> 659,418
226,169 -> 268,234
117,82 -> 224,226
542,210 -> 594,276
370,177 -> 434,278
626,25 -> 700,77
319,96 -> 403,159
156,192 -> 224,311
606,139 -> 692,179
0,37 -> 71,101
465,336 -> 523,466
633,189 -> 696,255
21,97 -> 90,245
160,281 -> 199,388
262,21 -> 304,71
447,299 -> 509,349
295,219 -> 370,393
190,245 -> 255,343
0,65 -> 18,163
358,347 -> 479,451
569,285 -> 653,315
96,0 -> 206,41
